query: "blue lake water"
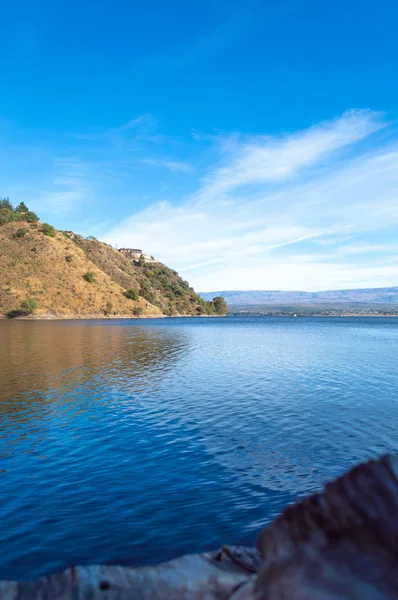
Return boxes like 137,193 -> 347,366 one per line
0,316 -> 397,581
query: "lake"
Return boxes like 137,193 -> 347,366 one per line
0,316 -> 397,581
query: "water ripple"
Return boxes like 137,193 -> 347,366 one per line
0,317 -> 397,580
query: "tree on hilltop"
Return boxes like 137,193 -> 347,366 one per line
15,201 -> 29,213
0,198 -> 13,211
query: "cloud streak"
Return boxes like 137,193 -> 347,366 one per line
140,157 -> 193,173
197,109 -> 385,197
36,158 -> 93,215
103,109 -> 398,291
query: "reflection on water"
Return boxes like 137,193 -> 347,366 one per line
0,321 -> 188,458
0,317 -> 398,580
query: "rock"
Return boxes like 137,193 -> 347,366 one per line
255,454 -> 398,599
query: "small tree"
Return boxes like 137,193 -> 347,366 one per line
15,201 -> 29,213
0,198 -> 13,211
83,271 -> 95,283
41,223 -> 56,237
212,296 -> 228,315
133,306 -> 144,316
123,288 -> 139,301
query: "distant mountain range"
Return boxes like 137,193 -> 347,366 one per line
200,287 -> 398,305
200,288 -> 398,314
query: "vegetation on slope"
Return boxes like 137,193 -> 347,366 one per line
0,198 -> 39,226
0,198 -> 227,318
70,233 -> 226,316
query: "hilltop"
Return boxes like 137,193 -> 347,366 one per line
0,200 -> 227,319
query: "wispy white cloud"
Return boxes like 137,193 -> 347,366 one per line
3,107 -> 398,291
197,109 -> 385,197
103,109 -> 398,291
35,158 -> 92,215
73,113 -> 158,141
140,157 -> 193,173
3,114 -> 184,223
117,114 -> 156,131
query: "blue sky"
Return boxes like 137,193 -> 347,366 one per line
1,0 -> 398,291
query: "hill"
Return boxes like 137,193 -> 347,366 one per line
0,201 -> 227,319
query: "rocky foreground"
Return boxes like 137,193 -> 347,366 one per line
1,454 -> 397,599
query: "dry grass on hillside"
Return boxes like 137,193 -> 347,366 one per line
0,223 -> 161,318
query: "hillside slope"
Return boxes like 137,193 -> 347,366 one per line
0,220 -> 223,318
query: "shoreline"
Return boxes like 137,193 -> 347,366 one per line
0,313 -> 224,321
1,312 -> 398,321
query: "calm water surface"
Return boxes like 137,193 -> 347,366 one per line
0,316 -> 397,580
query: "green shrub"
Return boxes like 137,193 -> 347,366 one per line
133,306 -> 144,316
0,207 -> 39,226
12,227 -> 29,239
7,297 -> 38,318
0,208 -> 15,225
138,280 -> 156,304
41,223 -> 55,237
104,301 -> 113,316
123,288 -> 139,301
25,211 -> 39,223
31,247 -> 37,252
21,298 -> 37,313
65,255 -> 73,263
83,271 -> 95,283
